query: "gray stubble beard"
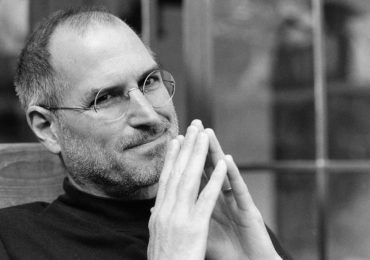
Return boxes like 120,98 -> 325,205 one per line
58,113 -> 179,199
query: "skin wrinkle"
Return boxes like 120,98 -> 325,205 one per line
113,118 -> 171,152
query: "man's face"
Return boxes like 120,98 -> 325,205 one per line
49,21 -> 179,199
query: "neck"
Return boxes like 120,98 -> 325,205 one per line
67,176 -> 158,200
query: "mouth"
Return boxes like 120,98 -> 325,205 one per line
125,129 -> 168,151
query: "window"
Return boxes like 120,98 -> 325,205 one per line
183,0 -> 370,259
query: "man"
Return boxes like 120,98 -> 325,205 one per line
0,7 -> 291,260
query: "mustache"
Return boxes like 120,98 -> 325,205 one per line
116,119 -> 171,151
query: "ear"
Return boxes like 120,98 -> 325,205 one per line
26,106 -> 61,154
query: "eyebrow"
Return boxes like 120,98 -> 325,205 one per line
80,64 -> 160,106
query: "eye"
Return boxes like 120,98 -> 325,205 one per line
96,93 -> 113,104
143,72 -> 161,92
94,88 -> 124,109
144,77 -> 156,86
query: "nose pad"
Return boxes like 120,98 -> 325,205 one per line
125,88 -> 161,126
126,87 -> 140,97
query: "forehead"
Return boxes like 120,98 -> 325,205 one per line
49,21 -> 156,94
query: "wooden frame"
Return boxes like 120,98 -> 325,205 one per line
0,143 -> 66,208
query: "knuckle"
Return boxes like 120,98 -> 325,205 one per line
148,211 -> 157,224
150,210 -> 168,229
148,213 -> 159,230
148,218 -> 155,230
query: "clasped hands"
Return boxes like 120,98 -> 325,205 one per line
148,120 -> 282,260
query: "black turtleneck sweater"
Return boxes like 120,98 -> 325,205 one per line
0,179 -> 291,260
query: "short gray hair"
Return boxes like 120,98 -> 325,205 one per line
14,6 -> 120,111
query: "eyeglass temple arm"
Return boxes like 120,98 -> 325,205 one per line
39,105 -> 91,111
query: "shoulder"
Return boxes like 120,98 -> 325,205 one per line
0,202 -> 49,223
0,202 -> 49,259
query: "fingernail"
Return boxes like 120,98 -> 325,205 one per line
191,119 -> 202,125
225,154 -> 233,161
192,120 -> 205,131
204,128 -> 214,136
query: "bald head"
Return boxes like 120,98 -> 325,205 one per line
48,18 -> 155,106
14,7 -> 145,111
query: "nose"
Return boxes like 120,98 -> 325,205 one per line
125,88 -> 162,127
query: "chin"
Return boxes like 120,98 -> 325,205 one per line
96,149 -> 165,198
98,162 -> 162,199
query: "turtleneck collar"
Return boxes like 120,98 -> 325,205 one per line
56,178 -> 155,230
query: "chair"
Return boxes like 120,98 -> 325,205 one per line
0,143 -> 67,208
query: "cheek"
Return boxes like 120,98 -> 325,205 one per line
60,115 -> 119,148
166,104 -> 179,134
158,102 -> 178,124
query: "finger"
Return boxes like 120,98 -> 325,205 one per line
204,128 -> 231,191
224,155 -> 256,211
149,137 -> 181,258
199,170 -> 209,194
222,157 -> 279,256
175,126 -> 199,172
190,120 -> 209,192
203,129 -> 221,178
194,159 -> 227,219
191,119 -> 204,131
162,126 -> 199,209
176,135 -> 184,146
176,132 -> 209,206
204,128 -> 224,162
153,139 -> 181,210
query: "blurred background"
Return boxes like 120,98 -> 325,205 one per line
1,0 -> 370,259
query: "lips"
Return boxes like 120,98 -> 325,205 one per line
125,129 -> 168,150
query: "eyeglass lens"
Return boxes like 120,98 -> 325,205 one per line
93,69 -> 175,121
